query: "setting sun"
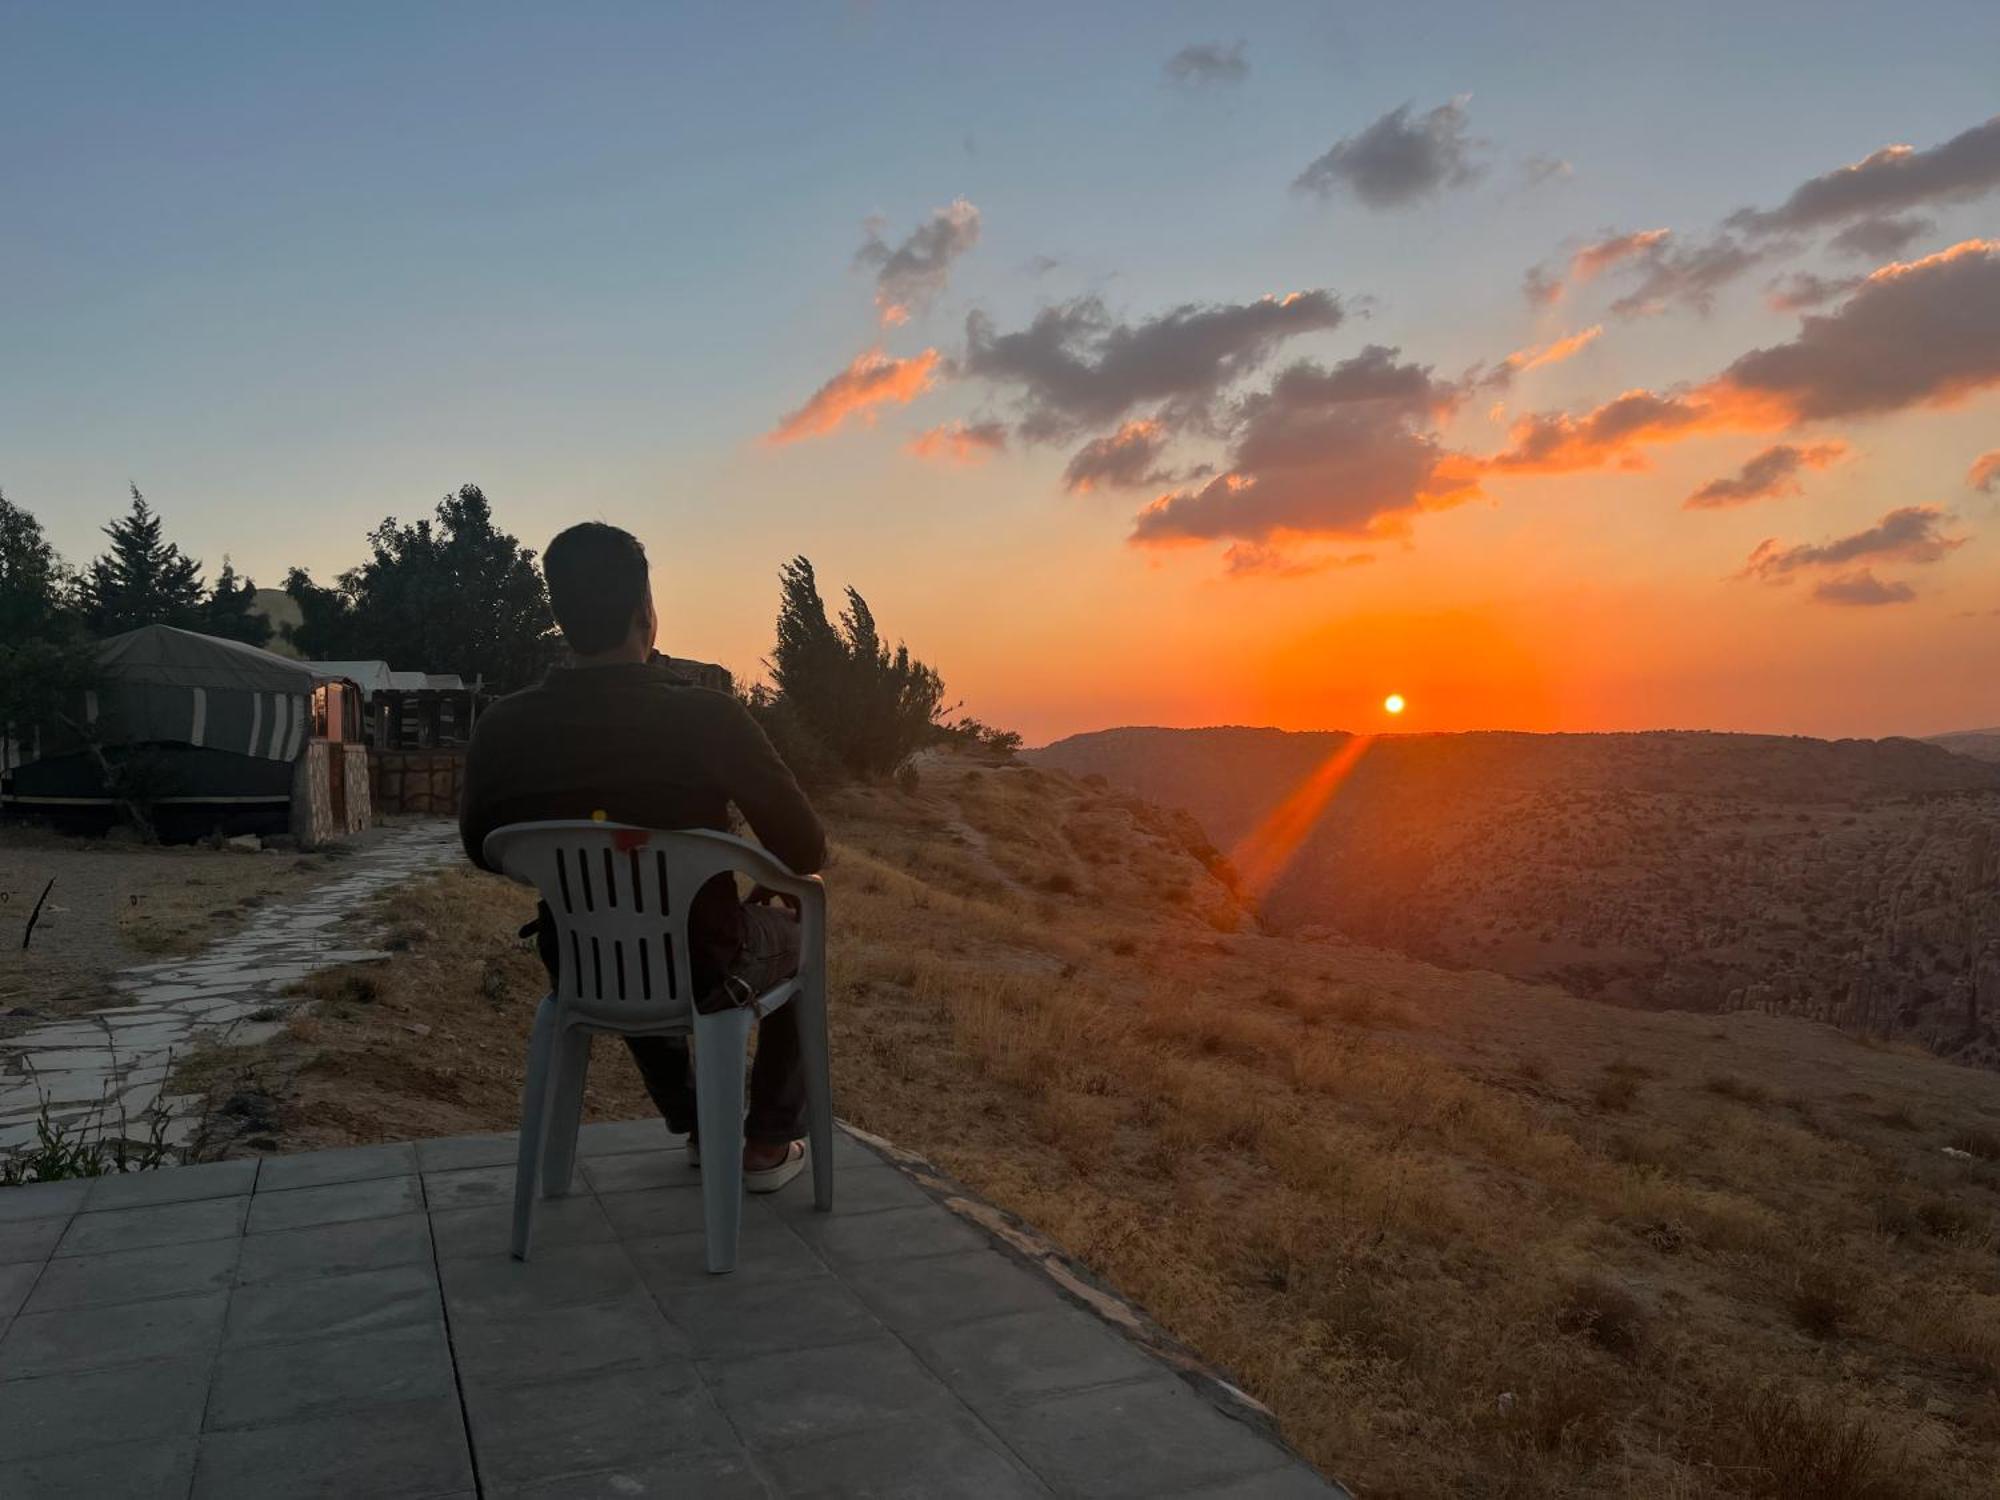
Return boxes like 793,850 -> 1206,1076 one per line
1383,693 -> 1407,715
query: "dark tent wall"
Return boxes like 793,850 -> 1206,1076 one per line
2,625 -> 325,841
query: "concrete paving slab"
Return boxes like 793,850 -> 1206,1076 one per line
429,1193 -> 613,1262
2,1435 -> 196,1500
24,1235 -> 239,1313
451,1291 -> 692,1388
234,1211 -> 433,1286
245,1173 -> 421,1234
0,1261 -> 36,1321
0,1180 -> 87,1223
487,1449 -> 773,1500
629,1218 -> 827,1289
848,1247 -> 1057,1334
704,1335 -> 965,1452
983,1377 -> 1303,1500
0,1289 -> 228,1377
663,1268 -> 881,1359
788,1201 -> 988,1267
911,1305 -> 1164,1405
414,1131 -> 519,1172
0,1124 -> 1343,1497
579,1147 -> 696,1194
224,1263 -> 440,1347
440,1240 -> 644,1317
595,1180 -> 714,1239
191,1394 -> 474,1500
421,1163 -> 517,1209
205,1321 -> 455,1430
0,1215 -> 65,1266
255,1141 -> 418,1193
759,1412 -> 1052,1499
463,1363 -> 733,1490
575,1118 -> 678,1157
0,1355 -> 211,1459
55,1194 -> 248,1257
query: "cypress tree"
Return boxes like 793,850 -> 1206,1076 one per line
82,486 -> 206,635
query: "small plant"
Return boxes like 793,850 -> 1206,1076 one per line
1948,1127 -> 2000,1162
1706,1074 -> 1770,1106
1593,1073 -> 1640,1112
1789,1261 -> 1856,1339
1556,1276 -> 1647,1359
1,1099 -> 173,1187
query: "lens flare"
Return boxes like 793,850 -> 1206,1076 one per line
1384,693 -> 1407,715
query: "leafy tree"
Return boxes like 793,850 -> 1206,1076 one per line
1,488 -> 73,641
758,555 -> 956,780
81,486 -> 205,635
280,485 -> 558,690
202,557 -> 272,647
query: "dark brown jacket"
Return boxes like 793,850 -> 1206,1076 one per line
459,660 -> 824,973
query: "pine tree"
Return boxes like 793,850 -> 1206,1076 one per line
203,556 -> 272,646
82,486 -> 206,635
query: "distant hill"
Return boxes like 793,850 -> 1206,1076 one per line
1033,726 -> 2000,1065
1930,727 -> 2000,764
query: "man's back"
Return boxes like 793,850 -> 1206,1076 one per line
460,659 -> 824,880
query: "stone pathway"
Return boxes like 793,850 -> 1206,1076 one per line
0,1121 -> 1345,1498
0,823 -> 462,1158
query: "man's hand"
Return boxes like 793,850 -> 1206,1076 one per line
746,884 -> 801,915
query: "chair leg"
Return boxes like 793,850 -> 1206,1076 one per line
512,995 -> 560,1261
691,1006 -> 753,1274
796,979 -> 835,1213
540,1029 -> 592,1199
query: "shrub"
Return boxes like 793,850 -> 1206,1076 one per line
1593,1074 -> 1640,1112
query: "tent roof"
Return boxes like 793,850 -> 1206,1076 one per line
97,625 -> 315,694
303,660 -> 396,696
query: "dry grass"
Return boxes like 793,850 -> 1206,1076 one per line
179,763 -> 2000,1497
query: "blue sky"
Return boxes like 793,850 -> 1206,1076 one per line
4,3 -> 1997,739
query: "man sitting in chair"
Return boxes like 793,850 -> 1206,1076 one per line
460,522 -> 826,1193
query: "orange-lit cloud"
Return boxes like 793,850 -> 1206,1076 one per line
767,348 -> 941,445
1573,228 -> 1671,283
855,199 -> 981,326
1685,441 -> 1848,509
1506,324 -> 1602,373
1493,239 -> 2000,475
1739,505 -> 1965,602
1221,542 -> 1373,580
906,419 -> 1007,466
1970,450 -> 2000,493
1063,420 -> 1171,493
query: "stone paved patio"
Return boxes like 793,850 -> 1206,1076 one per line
0,823 -> 462,1155
0,1121 -> 1344,1498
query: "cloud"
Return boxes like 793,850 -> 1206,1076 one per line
906,419 -> 1007,466
1811,570 -> 1917,606
854,199 -> 981,325
1684,442 -> 1848,509
1506,325 -> 1602,373
1063,421 -> 1174,493
1164,40 -> 1247,86
1828,213 -> 1933,259
1129,346 -> 1479,551
1522,263 -> 1564,308
767,348 -> 941,444
1715,239 -> 2000,421
1493,240 -> 2000,474
1970,450 -> 2000,493
1765,271 -> 1861,312
1728,114 -> 2000,238
962,290 -> 1343,440
1606,233 -> 1774,318
1740,504 -> 1964,582
1292,99 -> 1484,209
1221,543 -> 1374,580
1571,228 -> 1672,283
1521,154 -> 1573,189
1489,389 -> 1716,473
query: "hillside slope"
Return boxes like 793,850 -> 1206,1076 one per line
1033,728 -> 2000,1066
1933,728 -> 2000,765
181,760 -> 2000,1497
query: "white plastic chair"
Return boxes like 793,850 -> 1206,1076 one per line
482,820 -> 833,1273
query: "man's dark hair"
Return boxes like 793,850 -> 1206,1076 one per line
543,522 -> 649,655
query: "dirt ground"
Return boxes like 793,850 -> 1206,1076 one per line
0,823 -> 395,1038
165,766 -> 2000,1497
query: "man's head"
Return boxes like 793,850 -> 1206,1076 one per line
543,522 -> 655,662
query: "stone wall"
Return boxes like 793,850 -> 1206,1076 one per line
340,743 -> 373,835
290,741 -> 335,848
371,750 -> 466,817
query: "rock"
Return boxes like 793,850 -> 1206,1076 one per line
225,835 -> 262,853
406,1022 -> 433,1037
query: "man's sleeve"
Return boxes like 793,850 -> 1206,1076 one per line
458,720 -> 497,871
713,698 -> 827,875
